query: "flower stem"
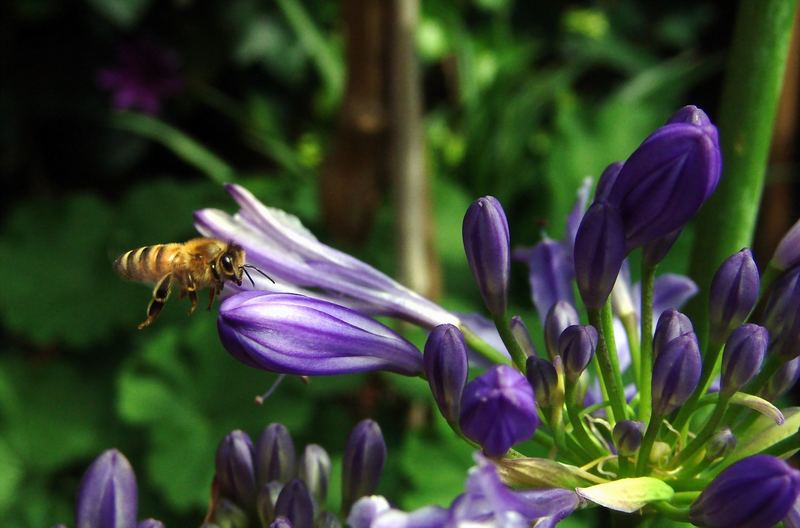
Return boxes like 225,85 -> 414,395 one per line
670,394 -> 730,469
491,314 -> 529,371
635,412 -> 662,475
638,263 -> 656,424
460,324 -> 514,366
650,501 -> 690,521
589,304 -> 627,426
565,384 -> 606,458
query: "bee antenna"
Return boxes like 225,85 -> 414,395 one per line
241,267 -> 256,287
254,374 -> 287,405
243,265 -> 275,284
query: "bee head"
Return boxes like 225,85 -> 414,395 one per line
218,244 -> 246,286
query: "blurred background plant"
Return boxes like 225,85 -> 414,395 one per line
1,0 -> 797,525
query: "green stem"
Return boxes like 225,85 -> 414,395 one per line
565,384 -> 606,458
621,312 -> 641,383
492,314 -> 529,371
589,305 -> 627,425
686,0 -> 798,333
670,395 -> 729,469
635,412 -> 662,475
762,431 -> 800,457
672,341 -> 724,434
650,501 -> 691,521
460,324 -> 513,366
639,263 -> 656,423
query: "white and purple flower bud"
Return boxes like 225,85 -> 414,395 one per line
705,428 -> 736,461
604,106 -> 721,251
708,249 -> 760,343
270,517 -> 293,528
761,356 -> 800,401
462,196 -> 511,317
76,449 -> 138,528
274,479 -> 314,528
525,355 -> 559,408
215,499 -> 249,528
423,324 -> 468,427
574,202 -> 626,310
137,521 -> 165,528
218,292 -> 423,376
613,420 -> 645,456
342,420 -> 387,513
346,496 -> 391,528
772,217 -> 800,271
256,482 -> 282,526
459,365 -> 538,457
651,333 -> 701,416
298,444 -> 331,505
510,316 -> 537,357
215,430 -> 257,511
690,455 -> 800,528
544,301 -> 579,360
653,309 -> 694,360
256,423 -> 296,486
558,325 -> 598,384
720,324 -> 768,397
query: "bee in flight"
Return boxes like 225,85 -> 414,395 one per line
113,237 -> 271,329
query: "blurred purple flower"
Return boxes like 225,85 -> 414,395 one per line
97,40 -> 182,114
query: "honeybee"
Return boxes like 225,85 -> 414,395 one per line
113,238 -> 271,329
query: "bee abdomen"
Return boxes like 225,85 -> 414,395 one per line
114,245 -> 164,281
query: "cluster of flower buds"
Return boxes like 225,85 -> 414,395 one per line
209,420 -> 383,528
193,105 -> 800,526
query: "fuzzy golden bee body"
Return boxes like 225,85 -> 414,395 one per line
114,237 -> 248,329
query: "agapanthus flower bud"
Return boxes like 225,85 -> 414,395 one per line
525,355 -> 559,407
604,107 -> 721,251
423,324 -> 468,426
137,521 -> 165,528
76,449 -> 137,528
510,316 -> 537,357
763,267 -> 800,335
651,333 -> 701,416
643,228 -> 682,267
298,444 -> 331,505
708,249 -> 760,342
459,365 -> 538,457
594,161 -> 624,202
772,217 -> 800,271
347,496 -> 391,528
274,480 -> 314,528
544,301 -> 579,360
257,482 -> 282,526
613,420 -> 645,456
761,356 -> 800,401
342,420 -> 387,512
256,423 -> 296,485
690,455 -> 800,528
462,196 -> 510,317
705,428 -> 736,461
215,430 -> 257,510
653,309 -> 694,360
558,325 -> 598,384
270,517 -> 293,528
574,202 -> 626,310
720,324 -> 768,396
218,292 -> 423,376
780,307 -> 800,361
216,499 -> 249,528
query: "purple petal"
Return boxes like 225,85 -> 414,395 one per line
455,312 -> 510,365
372,507 -> 452,528
347,496 -> 391,528
651,274 -> 699,320
514,239 -> 575,321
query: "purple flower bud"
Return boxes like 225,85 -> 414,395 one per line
690,455 -> 800,528
772,218 -> 800,271
558,325 -> 598,384
218,292 -> 423,376
459,365 -> 538,457
651,333 -> 701,416
274,480 -> 314,528
525,355 -> 559,407
347,496 -> 391,528
595,161 -> 624,202
510,316 -> 537,357
256,423 -> 296,486
462,196 -> 510,316
761,356 -> 800,401
709,249 -> 760,342
574,202 -> 626,310
763,267 -> 800,335
642,228 -> 682,267
257,481 -> 283,525
298,444 -> 331,505
780,307 -> 800,361
342,420 -> 387,512
705,428 -> 736,461
613,420 -> 645,456
423,324 -> 468,426
271,517 -> 293,528
721,324 -> 768,396
137,521 -> 165,528
605,109 -> 721,251
653,309 -> 694,360
215,430 -> 257,510
544,301 -> 580,360
76,449 -> 137,528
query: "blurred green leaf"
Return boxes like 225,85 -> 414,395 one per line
85,0 -> 150,27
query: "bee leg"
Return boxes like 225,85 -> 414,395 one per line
185,273 -> 198,316
206,285 -> 218,310
138,274 -> 173,330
